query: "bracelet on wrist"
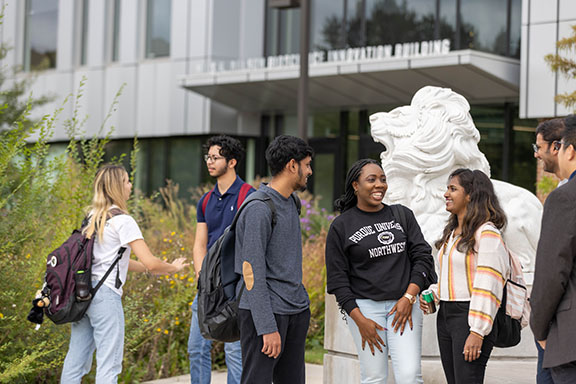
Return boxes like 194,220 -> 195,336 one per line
403,292 -> 417,305
470,331 -> 484,340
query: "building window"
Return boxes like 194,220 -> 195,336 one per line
80,0 -> 89,66
365,0 -> 436,47
265,5 -> 300,56
312,0 -> 344,50
111,0 -> 121,61
509,0 -> 521,58
265,0 -> 521,58
460,0 -> 507,55
24,0 -> 58,71
145,0 -> 171,58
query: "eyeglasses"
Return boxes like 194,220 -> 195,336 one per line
553,140 -> 563,151
532,141 -> 558,153
204,154 -> 225,163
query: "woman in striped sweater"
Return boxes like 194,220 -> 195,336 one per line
421,168 -> 509,384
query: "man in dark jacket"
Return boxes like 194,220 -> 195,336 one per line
531,114 -> 576,383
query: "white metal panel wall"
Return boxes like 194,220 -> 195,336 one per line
240,0 -> 265,59
188,0 -> 210,60
529,0 -> 558,24
104,65 -> 138,138
87,0 -> 107,67
171,0 -> 190,60
556,20 -> 576,117
520,0 -> 576,118
57,0 -> 76,71
1,0 -> 22,68
1,0 -> 266,140
119,0 -> 140,64
526,23 -> 557,117
212,0 -> 240,60
560,0 -> 576,20
74,69 -> 105,134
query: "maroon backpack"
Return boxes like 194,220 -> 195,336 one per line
28,210 -> 126,325
201,183 -> 253,216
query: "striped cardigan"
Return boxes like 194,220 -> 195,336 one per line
432,222 -> 509,336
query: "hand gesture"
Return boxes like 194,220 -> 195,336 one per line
171,257 -> 189,272
350,308 -> 386,355
389,297 -> 413,335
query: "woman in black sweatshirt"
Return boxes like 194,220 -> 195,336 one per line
325,159 -> 434,384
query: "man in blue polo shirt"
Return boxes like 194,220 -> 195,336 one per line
189,135 -> 255,384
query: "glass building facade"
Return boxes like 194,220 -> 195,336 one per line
266,0 -> 521,58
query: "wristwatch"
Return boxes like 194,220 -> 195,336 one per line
403,292 -> 417,305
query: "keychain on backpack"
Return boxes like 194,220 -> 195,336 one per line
27,285 -> 51,330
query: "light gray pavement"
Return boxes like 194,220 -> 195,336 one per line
143,358 -> 538,383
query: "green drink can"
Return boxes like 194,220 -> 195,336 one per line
422,289 -> 436,314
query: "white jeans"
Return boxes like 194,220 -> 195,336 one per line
347,298 -> 423,384
61,283 -> 124,383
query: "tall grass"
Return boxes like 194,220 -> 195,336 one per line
0,84 -> 331,382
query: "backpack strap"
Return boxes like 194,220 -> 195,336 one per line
201,189 -> 214,217
84,208 -> 128,289
90,246 -> 127,296
290,193 -> 302,215
230,190 -> 277,230
389,204 -> 407,231
236,183 -> 253,210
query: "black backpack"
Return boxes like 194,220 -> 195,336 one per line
27,210 -> 127,325
197,191 -> 300,342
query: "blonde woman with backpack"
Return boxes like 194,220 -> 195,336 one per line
61,164 -> 188,383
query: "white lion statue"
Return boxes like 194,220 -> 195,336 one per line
370,86 -> 542,273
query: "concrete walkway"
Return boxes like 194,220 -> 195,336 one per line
142,363 -> 322,384
143,359 -> 538,383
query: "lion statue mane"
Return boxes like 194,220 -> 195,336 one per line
370,86 -> 542,273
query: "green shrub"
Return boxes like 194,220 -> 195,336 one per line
0,82 -> 332,382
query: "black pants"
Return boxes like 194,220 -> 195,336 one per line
437,301 -> 496,384
238,308 -> 310,384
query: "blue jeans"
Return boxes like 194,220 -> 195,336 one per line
61,283 -> 124,383
188,296 -> 242,384
536,338 -> 555,384
346,298 -> 424,384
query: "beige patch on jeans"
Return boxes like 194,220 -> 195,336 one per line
243,261 -> 254,290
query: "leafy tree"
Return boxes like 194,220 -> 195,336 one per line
545,25 -> 576,111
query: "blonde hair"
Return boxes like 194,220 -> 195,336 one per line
83,164 -> 129,241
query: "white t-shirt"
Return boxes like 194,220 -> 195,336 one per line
91,212 -> 143,296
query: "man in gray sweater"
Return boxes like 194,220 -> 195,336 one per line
234,135 -> 314,384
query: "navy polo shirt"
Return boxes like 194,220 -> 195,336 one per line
196,176 -> 255,248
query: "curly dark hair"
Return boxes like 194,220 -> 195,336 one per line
334,159 -> 381,213
203,135 -> 245,165
435,168 -> 507,254
536,118 -> 565,144
265,135 -> 314,176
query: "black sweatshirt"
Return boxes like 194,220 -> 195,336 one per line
325,204 -> 434,315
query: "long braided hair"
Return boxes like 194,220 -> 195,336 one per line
334,158 -> 382,213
